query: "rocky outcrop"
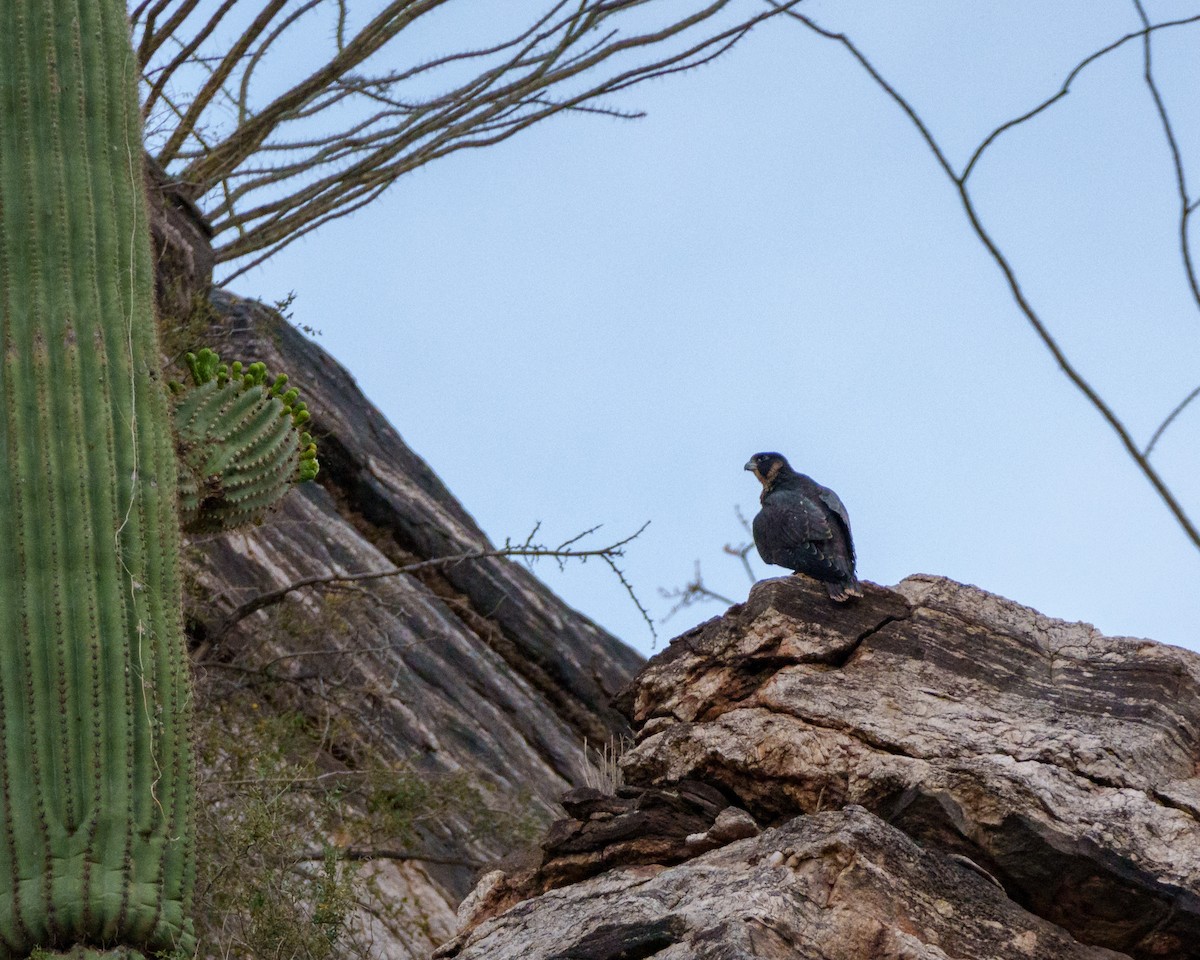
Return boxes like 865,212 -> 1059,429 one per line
147,160 -> 645,957
440,574 -> 1200,960
443,807 -> 1128,960
181,293 -> 643,954
146,155 -> 214,324
196,290 -> 641,744
449,779 -> 762,931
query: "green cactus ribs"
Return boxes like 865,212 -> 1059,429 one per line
172,348 -> 319,533
0,0 -> 194,952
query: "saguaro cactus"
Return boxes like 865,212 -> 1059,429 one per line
0,0 -> 194,955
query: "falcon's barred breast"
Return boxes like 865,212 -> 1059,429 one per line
745,452 -> 862,602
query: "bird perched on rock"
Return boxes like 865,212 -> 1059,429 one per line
745,452 -> 862,602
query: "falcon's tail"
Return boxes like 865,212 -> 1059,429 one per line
826,576 -> 863,603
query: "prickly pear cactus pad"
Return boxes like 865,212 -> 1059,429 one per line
0,0 -> 194,956
172,347 -> 319,533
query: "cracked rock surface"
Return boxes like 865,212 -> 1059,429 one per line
441,807 -> 1127,960
442,574 -> 1200,959
448,779 -> 760,932
619,575 -> 1200,959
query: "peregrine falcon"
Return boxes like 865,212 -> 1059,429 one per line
745,452 -> 862,602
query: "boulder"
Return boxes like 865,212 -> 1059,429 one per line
441,806 -> 1127,959
443,574 -> 1200,959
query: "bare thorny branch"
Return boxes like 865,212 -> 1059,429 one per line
1130,0 -> 1200,457
774,2 -> 1200,553
201,522 -> 654,646
659,561 -> 736,622
132,0 -> 802,279
660,506 -> 756,623
290,847 -> 480,868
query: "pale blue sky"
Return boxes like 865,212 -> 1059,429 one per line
232,1 -> 1200,655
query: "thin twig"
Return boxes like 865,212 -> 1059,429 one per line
1131,0 -> 1200,316
211,770 -> 369,787
961,12 -> 1200,182
603,552 -> 658,642
659,561 -> 737,623
292,847 -> 482,868
730,505 -> 758,584
204,524 -> 651,644
1145,382 -> 1200,457
723,542 -> 757,586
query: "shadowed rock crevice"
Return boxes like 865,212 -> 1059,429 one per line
544,915 -> 686,960
827,611 -> 912,669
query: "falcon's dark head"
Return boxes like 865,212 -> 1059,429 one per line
744,451 -> 791,490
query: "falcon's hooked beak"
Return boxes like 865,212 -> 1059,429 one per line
745,455 -> 783,491
745,458 -> 767,490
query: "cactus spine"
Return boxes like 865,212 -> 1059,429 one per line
0,0 -> 193,956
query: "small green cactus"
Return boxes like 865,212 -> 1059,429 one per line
172,348 -> 319,533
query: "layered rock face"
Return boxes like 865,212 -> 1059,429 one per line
184,293 -> 643,954
147,161 -> 646,956
441,575 -> 1200,960
197,290 -> 641,747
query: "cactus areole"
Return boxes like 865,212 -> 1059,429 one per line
0,0 -> 195,955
